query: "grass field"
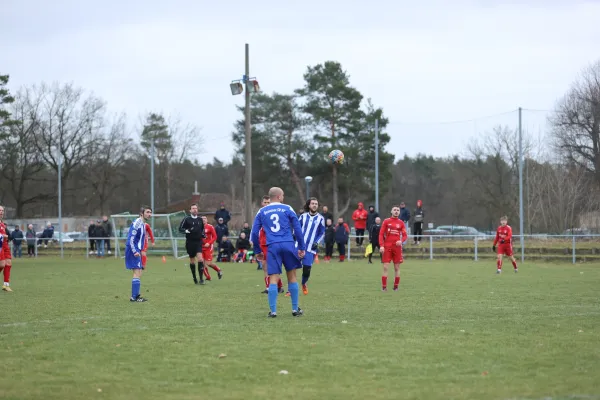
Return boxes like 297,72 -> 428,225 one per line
1,256 -> 599,400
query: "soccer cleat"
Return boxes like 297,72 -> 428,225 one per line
130,295 -> 147,302
261,289 -> 269,294
2,285 -> 12,292
193,278 -> 198,284
514,268 -> 518,273
393,287 -> 399,292
218,270 -> 223,279
382,287 -> 388,292
285,291 -> 291,297
302,284 -> 308,295
278,287 -> 285,294
198,279 -> 206,285
292,308 -> 304,317
496,269 -> 502,274
268,312 -> 277,318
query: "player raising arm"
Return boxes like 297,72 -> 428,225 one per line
125,206 -> 152,302
492,215 -> 518,274
379,206 -> 408,292
251,187 -> 306,318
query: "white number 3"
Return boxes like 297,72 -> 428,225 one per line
270,214 -> 281,232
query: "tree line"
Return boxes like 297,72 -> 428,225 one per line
0,59 -> 599,233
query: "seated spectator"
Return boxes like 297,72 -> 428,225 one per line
235,232 -> 250,263
218,235 -> 234,262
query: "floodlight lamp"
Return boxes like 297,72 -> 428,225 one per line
230,82 -> 243,95
305,176 -> 313,183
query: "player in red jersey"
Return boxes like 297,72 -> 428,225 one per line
200,215 -> 223,281
141,223 -> 155,269
378,205 -> 408,292
0,205 -> 13,292
492,215 -> 518,274
258,195 -> 284,294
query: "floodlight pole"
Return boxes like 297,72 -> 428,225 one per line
244,43 -> 253,224
375,119 -> 379,212
518,107 -> 524,262
151,139 -> 155,230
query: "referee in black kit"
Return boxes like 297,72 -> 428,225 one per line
179,203 -> 206,284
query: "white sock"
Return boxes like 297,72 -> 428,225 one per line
4,282 -> 9,286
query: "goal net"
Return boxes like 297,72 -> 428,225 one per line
110,211 -> 188,259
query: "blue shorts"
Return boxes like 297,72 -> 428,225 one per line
267,242 -> 302,275
125,252 -> 144,270
302,252 -> 315,267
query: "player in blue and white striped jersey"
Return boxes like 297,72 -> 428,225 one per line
125,206 -> 152,302
297,197 -> 326,295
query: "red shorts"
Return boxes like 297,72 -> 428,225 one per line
382,243 -> 403,264
141,254 -> 147,268
0,245 -> 11,261
497,244 -> 513,257
202,247 -> 213,262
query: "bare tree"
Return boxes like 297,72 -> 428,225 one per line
551,60 -> 600,185
0,86 -> 53,216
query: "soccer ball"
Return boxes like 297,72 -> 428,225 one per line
328,149 -> 344,164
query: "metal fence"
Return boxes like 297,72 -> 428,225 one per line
7,234 -> 600,264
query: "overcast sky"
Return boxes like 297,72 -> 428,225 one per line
3,0 -> 599,164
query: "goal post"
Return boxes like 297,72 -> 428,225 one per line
110,211 -> 188,259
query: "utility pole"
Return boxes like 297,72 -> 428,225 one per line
375,119 -> 379,212
151,140 -> 155,230
58,144 -> 63,258
518,107 -> 524,262
244,43 -> 253,223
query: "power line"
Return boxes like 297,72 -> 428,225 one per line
386,109 -> 518,126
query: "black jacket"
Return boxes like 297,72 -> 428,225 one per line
12,229 -> 24,245
324,225 -> 335,244
215,208 -> 231,225
236,237 -> 250,250
369,224 -> 381,246
413,207 -> 425,223
321,212 -> 333,224
219,240 -> 234,256
179,215 -> 205,242
366,207 -> 379,232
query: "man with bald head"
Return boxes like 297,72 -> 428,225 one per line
251,187 -> 306,318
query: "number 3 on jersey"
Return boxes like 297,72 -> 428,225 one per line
270,214 -> 281,232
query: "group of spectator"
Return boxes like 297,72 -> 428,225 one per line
88,216 -> 114,257
4,222 -> 55,258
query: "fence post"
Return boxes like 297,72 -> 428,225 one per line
85,236 -> 89,259
572,235 -> 576,265
347,235 -> 351,260
34,238 -> 38,258
429,236 -> 433,260
474,236 -> 478,261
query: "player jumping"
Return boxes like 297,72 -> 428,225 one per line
251,187 -> 306,318
200,215 -> 223,280
298,197 -> 326,295
379,205 -> 408,292
0,205 -> 13,292
125,206 -> 152,302
492,215 -> 518,274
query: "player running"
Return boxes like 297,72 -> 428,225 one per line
258,195 -> 284,294
200,215 -> 223,281
492,215 -> 518,274
125,206 -> 152,302
0,205 -> 13,292
179,203 -> 206,285
251,187 -> 306,318
141,222 -> 155,269
298,197 -> 326,295
379,205 -> 408,292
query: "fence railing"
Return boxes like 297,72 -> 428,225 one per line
6,234 -> 600,264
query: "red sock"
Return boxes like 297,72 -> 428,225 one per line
3,265 -> 10,283
512,260 -> 517,269
496,259 -> 502,269
210,264 -> 221,272
340,255 -> 345,261
393,276 -> 400,288
381,276 -> 387,288
277,279 -> 282,289
264,277 -> 269,288
204,268 -> 211,280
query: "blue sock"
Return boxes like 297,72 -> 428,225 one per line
132,278 -> 141,298
288,282 -> 299,311
268,283 -> 278,313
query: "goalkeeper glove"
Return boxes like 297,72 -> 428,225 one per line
492,245 -> 496,252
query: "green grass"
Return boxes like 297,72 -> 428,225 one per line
1,257 -> 600,400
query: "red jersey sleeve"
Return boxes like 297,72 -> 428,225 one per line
506,226 -> 513,243
206,225 -> 217,245
145,224 -> 155,244
379,219 -> 387,245
259,228 -> 267,247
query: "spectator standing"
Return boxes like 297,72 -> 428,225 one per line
369,217 -> 382,264
334,217 -> 350,262
11,226 -> 23,258
323,219 -> 334,262
351,202 -> 368,246
321,205 -> 333,224
88,220 -> 96,254
413,200 -> 425,245
399,202 -> 411,235
214,203 -> 231,226
215,218 -> 229,243
366,205 -> 379,234
26,224 -> 36,257
102,216 -> 113,255
94,220 -> 106,257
